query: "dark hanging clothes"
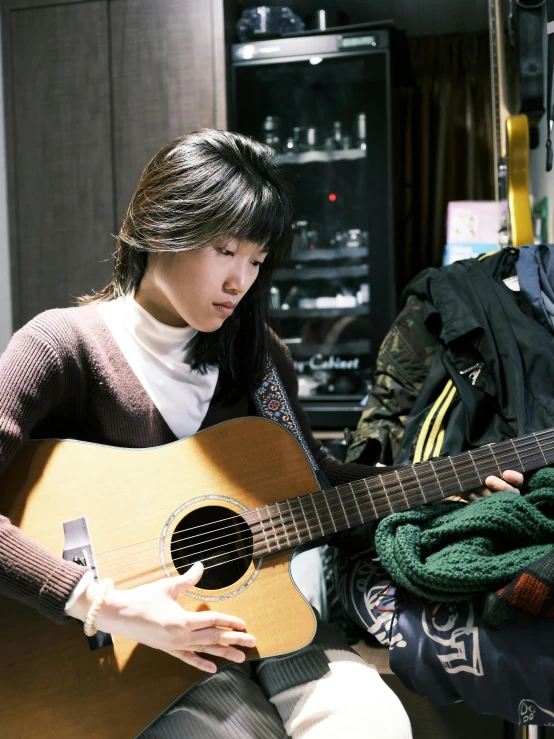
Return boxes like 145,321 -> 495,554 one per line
391,247 -> 554,465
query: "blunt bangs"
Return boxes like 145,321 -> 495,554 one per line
155,130 -> 294,265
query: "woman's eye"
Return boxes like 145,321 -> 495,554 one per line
252,260 -> 264,267
220,249 -> 234,256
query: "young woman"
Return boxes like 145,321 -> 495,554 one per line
0,129 -> 521,738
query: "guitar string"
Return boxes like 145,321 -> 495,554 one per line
103,451 -> 553,583
93,437 -> 554,567
95,434 -> 553,562
120,441 -> 548,576
96,441 -> 554,579
93,432 -> 554,562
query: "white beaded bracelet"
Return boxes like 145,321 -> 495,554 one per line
83,577 -> 114,637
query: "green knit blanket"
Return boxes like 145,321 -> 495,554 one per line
373,467 -> 554,602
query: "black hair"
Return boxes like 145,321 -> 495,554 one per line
81,128 -> 294,399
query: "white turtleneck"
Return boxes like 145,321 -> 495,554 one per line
96,296 -> 219,440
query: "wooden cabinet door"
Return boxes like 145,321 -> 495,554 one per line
7,1 -> 114,327
110,0 -> 227,227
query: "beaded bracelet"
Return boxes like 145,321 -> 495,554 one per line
83,578 -> 114,637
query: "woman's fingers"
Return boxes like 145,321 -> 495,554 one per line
190,609 -> 250,634
189,627 -> 257,649
169,643 -> 249,673
484,470 -> 523,494
502,469 -> 524,487
192,644 -> 248,663
170,649 -> 217,674
169,562 -> 205,594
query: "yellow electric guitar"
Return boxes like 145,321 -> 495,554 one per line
489,0 -> 546,246
1,416 -> 554,738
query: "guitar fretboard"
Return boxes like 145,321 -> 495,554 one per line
244,428 -> 554,557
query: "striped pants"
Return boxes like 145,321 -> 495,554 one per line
141,619 -> 412,739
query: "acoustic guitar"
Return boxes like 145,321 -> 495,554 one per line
1,416 -> 553,738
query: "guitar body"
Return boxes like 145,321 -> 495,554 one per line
0,418 -> 319,739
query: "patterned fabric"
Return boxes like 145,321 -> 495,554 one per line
251,355 -> 320,476
332,544 -> 554,726
483,548 -> 554,628
344,295 -> 440,467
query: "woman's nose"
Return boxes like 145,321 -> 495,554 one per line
224,264 -> 249,294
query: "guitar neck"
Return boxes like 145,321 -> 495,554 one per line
247,428 -> 554,557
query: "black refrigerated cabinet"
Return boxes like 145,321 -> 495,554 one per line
231,27 -> 409,430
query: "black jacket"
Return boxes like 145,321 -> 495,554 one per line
347,248 -> 554,467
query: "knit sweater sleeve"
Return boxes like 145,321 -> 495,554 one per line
268,333 -> 392,486
0,324 -> 89,623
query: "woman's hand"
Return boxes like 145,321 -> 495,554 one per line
440,469 -> 524,504
460,469 -> 524,502
481,469 -> 524,495
67,561 -> 256,673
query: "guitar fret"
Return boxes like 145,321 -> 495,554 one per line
287,500 -> 302,545
365,478 -> 379,519
266,505 -> 281,550
395,470 -> 410,508
447,457 -> 464,492
337,491 -> 351,529
412,465 -> 427,503
322,489 -> 337,532
456,451 -> 482,489
534,433 -> 549,467
310,495 -> 325,537
485,445 -> 503,477
297,497 -> 312,540
349,482 -> 363,523
467,450 -> 482,482
428,460 -> 444,499
379,477 -> 394,515
256,508 -> 273,554
509,439 -> 524,471
276,502 -> 291,548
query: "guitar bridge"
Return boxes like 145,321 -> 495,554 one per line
63,517 -> 113,652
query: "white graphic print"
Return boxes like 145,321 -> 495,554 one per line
519,700 -> 554,726
421,601 -> 483,676
338,554 -> 407,649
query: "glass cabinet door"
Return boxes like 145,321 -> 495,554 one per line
234,49 -> 394,405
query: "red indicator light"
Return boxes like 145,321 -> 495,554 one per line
328,193 -> 337,202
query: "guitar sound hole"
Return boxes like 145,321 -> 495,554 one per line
170,505 -> 253,590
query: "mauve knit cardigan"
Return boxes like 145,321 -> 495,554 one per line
0,305 -> 377,623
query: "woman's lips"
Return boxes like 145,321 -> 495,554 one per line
213,302 -> 235,317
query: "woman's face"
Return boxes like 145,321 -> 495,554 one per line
135,238 -> 268,331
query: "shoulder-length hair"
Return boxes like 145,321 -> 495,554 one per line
81,129 -> 294,400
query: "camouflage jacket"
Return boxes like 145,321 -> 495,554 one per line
344,294 -> 439,465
